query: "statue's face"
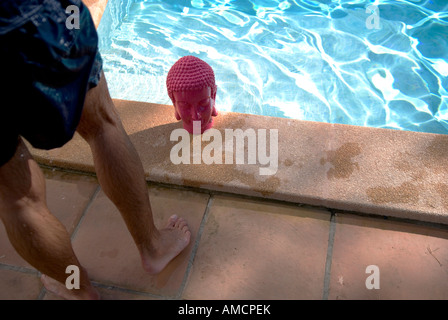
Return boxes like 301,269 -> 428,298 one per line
173,86 -> 218,134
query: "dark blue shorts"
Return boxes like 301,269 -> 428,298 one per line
0,0 -> 103,167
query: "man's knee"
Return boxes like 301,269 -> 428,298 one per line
0,141 -> 46,213
76,73 -> 121,141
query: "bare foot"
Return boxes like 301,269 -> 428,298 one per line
142,214 -> 191,274
41,274 -> 100,300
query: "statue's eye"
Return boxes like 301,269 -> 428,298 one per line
198,99 -> 210,112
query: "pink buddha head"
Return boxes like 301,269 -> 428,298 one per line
166,55 -> 218,134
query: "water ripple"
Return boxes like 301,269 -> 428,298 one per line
98,0 -> 448,134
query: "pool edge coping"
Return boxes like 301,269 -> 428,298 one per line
29,99 -> 448,226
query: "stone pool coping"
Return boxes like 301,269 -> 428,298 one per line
29,99 -> 448,225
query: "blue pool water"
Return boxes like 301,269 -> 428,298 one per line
97,0 -> 448,134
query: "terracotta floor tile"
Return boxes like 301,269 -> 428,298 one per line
0,169 -> 99,268
0,269 -> 42,300
182,195 -> 331,300
43,169 -> 99,234
329,213 -> 448,300
71,185 -> 209,297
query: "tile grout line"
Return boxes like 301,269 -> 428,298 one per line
90,281 -> 175,300
70,185 -> 102,241
322,211 -> 336,300
0,263 -> 39,275
176,194 -> 215,299
0,263 -> 45,300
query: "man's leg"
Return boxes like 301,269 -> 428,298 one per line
76,71 -> 191,274
0,139 -> 99,300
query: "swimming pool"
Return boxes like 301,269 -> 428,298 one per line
97,0 -> 448,135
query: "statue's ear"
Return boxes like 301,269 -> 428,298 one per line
174,108 -> 182,120
212,85 -> 217,100
212,103 -> 218,117
211,86 -> 218,116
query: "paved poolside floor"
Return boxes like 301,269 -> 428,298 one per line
2,0 -> 447,302
1,166 -> 448,300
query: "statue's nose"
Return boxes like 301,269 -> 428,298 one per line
192,108 -> 202,120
